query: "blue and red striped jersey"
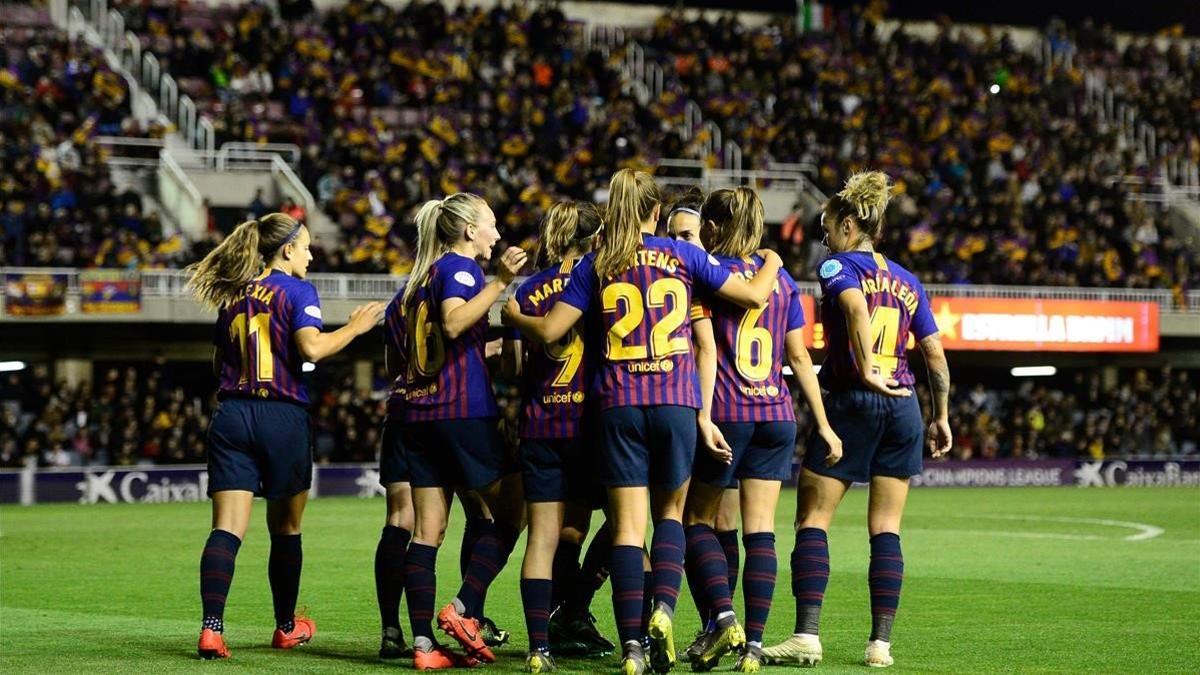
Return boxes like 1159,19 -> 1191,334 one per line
706,254 -> 806,423
214,270 -> 323,406
383,283 -> 408,418
403,253 -> 499,421
559,234 -> 732,409
514,260 -> 587,439
817,251 -> 938,390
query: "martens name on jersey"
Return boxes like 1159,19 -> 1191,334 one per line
610,249 -> 680,276
860,272 -> 919,314
542,390 -> 586,405
245,283 -> 276,305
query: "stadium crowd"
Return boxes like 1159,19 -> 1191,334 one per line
0,20 -> 185,269
2,361 -> 1194,469
3,0 -> 1195,299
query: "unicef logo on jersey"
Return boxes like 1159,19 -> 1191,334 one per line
819,259 -> 843,279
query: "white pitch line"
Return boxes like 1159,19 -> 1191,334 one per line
904,527 -> 1105,542
976,515 -> 1165,541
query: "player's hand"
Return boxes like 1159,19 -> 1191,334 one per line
496,246 -> 528,284
699,417 -> 733,465
928,418 -> 952,458
484,337 -> 503,359
348,301 -> 386,335
863,371 -> 911,398
501,296 -> 521,326
818,425 -> 843,467
755,248 -> 782,268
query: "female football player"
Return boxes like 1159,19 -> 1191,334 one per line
400,193 -> 528,669
666,190 -> 746,651
186,213 -> 385,659
762,172 -> 951,669
504,169 -> 783,675
505,200 -> 608,672
682,187 -> 842,672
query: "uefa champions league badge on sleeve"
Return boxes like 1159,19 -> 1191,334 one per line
819,259 -> 843,279
454,270 -> 477,287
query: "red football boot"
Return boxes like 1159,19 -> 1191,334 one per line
413,644 -> 481,670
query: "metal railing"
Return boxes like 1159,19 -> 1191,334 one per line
93,135 -> 164,169
2,269 -> 1191,312
61,0 -> 216,156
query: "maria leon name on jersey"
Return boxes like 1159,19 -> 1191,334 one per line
860,273 -> 919,313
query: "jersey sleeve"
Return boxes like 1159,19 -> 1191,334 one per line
910,283 -> 939,340
289,282 -> 324,332
435,257 -> 484,302
559,254 -> 596,312
817,256 -> 859,298
679,243 -> 732,293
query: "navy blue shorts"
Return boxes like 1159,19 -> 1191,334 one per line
206,398 -> 312,500
694,421 -> 797,488
600,406 -> 697,490
520,437 -> 602,504
378,416 -> 411,485
406,418 -> 505,490
803,390 -> 924,483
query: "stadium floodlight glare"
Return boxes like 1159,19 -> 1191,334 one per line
781,365 -> 821,375
1011,366 -> 1056,377
302,362 -> 316,373
0,361 -> 27,373
989,83 -> 1001,94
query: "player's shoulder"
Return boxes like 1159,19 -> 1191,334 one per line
817,252 -> 867,282
515,265 -> 558,296
270,271 -> 317,298
665,237 -> 720,268
434,252 -> 483,286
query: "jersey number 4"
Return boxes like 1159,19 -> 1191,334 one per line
869,305 -> 901,378
602,279 -> 690,361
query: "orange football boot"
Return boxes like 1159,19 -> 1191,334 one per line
437,603 -> 495,663
413,644 -> 481,670
271,615 -> 316,649
197,628 -> 231,659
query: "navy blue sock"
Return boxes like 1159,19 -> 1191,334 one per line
375,525 -> 410,630
868,533 -> 903,642
716,529 -> 740,595
457,520 -> 502,617
268,533 -> 303,631
742,532 -> 777,644
551,540 -> 583,610
792,527 -> 830,634
651,519 -> 686,611
461,517 -> 487,578
521,578 -> 554,651
404,543 -> 438,640
641,568 -> 654,633
684,524 -> 734,618
683,530 -> 710,625
200,529 -> 241,632
610,545 -> 645,644
565,525 -> 611,616
480,522 -> 520,617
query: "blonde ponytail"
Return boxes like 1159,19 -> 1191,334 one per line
597,169 -> 660,279
185,213 -> 300,311
702,187 -> 764,258
402,193 -> 488,306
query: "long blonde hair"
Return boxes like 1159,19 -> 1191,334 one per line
185,213 -> 301,311
403,193 -> 487,306
701,187 -> 764,258
825,171 -> 893,244
597,169 -> 660,279
538,201 -> 604,265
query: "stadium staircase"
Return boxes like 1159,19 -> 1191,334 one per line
48,0 -> 337,244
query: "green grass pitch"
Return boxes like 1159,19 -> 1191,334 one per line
2,487 -> 1197,673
